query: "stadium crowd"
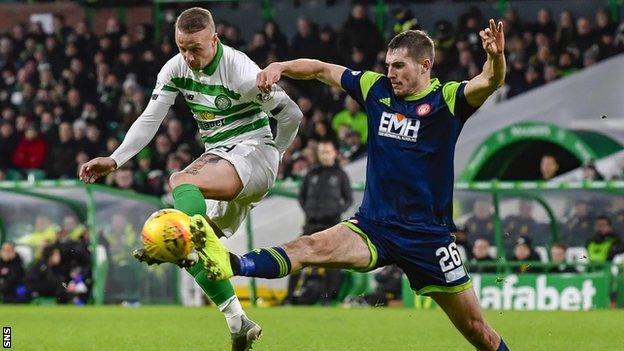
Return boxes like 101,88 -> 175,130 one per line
1,2 -> 624,305
1,3 -> 623,194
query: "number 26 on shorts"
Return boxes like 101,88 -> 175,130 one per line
436,242 -> 463,273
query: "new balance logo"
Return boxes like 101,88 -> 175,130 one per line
379,97 -> 391,106
378,112 -> 420,142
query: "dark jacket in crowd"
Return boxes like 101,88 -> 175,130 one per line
0,130 -> 20,169
0,253 -> 26,303
299,164 -> 352,233
45,139 -> 78,178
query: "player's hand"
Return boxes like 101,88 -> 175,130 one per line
79,157 -> 117,183
257,63 -> 283,93
480,19 -> 505,56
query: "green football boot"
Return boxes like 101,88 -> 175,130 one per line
189,215 -> 234,280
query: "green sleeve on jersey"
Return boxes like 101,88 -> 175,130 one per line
359,71 -> 383,101
442,81 -> 461,116
162,85 -> 178,92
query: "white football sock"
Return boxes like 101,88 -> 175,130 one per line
219,296 -> 245,333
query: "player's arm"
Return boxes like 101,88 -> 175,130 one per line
238,57 -> 303,155
78,100 -> 171,183
79,62 -> 178,183
257,59 -> 346,91
464,19 -> 506,107
268,86 -> 303,154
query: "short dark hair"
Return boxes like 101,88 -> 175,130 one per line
318,138 -> 338,151
41,245 -> 59,263
176,7 -> 215,34
596,215 -> 612,225
551,242 -> 567,251
387,30 -> 435,62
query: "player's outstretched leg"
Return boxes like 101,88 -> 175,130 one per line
173,183 -> 261,351
430,289 -> 509,351
193,222 -> 372,280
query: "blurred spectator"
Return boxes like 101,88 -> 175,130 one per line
546,243 -> 577,273
594,8 -> 617,37
247,31 -> 270,67
510,236 -> 540,271
575,17 -> 595,53
318,26 -> 340,64
561,201 -> 595,246
298,139 -> 352,234
339,3 -> 382,68
392,7 -> 421,35
464,200 -> 495,244
503,200 -> 540,250
539,154 -> 560,180
165,118 -> 185,151
110,166 -> 137,191
283,140 -> 351,305
468,238 -> 496,273
0,120 -> 19,169
263,20 -> 289,60
532,8 -> 557,39
81,122 -> 105,158
0,242 -> 27,303
134,148 -> 155,192
102,212 -> 141,303
586,215 -> 622,262
45,122 -> 78,178
608,197 -> 624,236
25,245 -> 67,303
332,96 -> 367,144
54,215 -> 91,302
290,17 -> 321,60
17,215 -> 60,249
503,8 -> 523,38
555,10 -> 577,50
581,161 -> 604,180
341,130 -> 367,161
152,133 -> 172,170
12,123 -> 47,171
222,24 -> 245,50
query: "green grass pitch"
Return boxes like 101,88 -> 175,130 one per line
2,306 -> 623,350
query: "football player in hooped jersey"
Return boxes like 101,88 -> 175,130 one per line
193,20 -> 510,350
79,7 -> 302,351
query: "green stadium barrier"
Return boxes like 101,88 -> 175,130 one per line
0,180 -> 178,305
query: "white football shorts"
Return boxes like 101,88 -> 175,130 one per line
203,138 -> 279,237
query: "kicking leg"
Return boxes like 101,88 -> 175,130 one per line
190,220 -> 374,280
169,153 -> 260,351
430,288 -> 509,351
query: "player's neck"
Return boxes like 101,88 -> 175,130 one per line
402,76 -> 433,99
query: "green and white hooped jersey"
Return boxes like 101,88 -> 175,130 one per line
151,41 -> 276,149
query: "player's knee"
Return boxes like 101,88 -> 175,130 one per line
169,171 -> 190,189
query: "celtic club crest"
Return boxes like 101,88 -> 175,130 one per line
215,94 -> 232,110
